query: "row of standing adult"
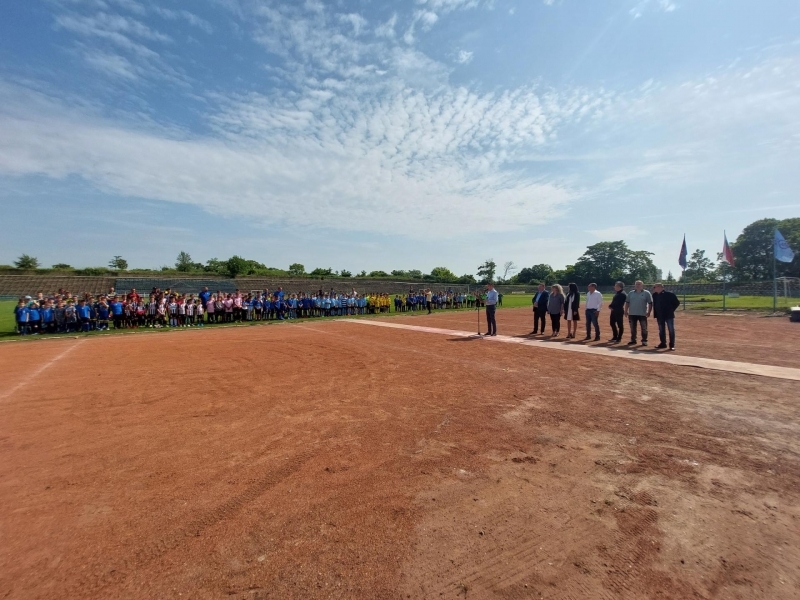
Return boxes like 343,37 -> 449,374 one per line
527,280 -> 680,349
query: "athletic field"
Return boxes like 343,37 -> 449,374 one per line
1,308 -> 798,599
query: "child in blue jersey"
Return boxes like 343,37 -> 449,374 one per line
77,300 -> 91,332
322,294 -> 331,317
41,302 -> 55,333
264,296 -> 273,321
15,300 -> 30,335
28,302 -> 41,334
109,297 -> 125,329
252,295 -> 263,321
97,300 -> 110,330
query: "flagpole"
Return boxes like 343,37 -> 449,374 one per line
774,227 -> 778,313
682,268 -> 686,310
722,269 -> 726,312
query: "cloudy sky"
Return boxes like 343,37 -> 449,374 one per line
1,0 -> 799,277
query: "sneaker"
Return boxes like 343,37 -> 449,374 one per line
607,338 -> 617,343
656,343 -> 668,349
669,346 -> 675,351
626,341 -> 637,346
594,336 -> 600,341
583,336 -> 592,341
641,341 -> 648,346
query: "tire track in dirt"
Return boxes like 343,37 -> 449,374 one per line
60,448 -> 318,598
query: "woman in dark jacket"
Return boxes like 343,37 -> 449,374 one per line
564,282 -> 581,339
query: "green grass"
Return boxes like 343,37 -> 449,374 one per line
680,294 -> 796,311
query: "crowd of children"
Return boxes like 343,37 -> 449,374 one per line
12,285 -> 485,335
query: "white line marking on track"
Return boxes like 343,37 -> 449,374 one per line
339,320 -> 800,382
0,339 -> 86,401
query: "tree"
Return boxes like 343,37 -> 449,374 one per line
52,263 -> 72,270
109,256 -> 128,270
390,269 -> 423,279
310,267 -> 333,277
225,255 -> 249,277
14,254 -> 40,269
625,249 -> 659,283
552,264 -> 579,284
175,251 -> 194,272
289,263 -> 306,276
457,273 -> 477,284
500,261 -> 517,282
368,270 -> 390,277
429,267 -> 458,282
516,264 -> 554,285
357,270 -> 367,277
732,218 -> 800,281
204,258 -> 225,274
570,241 -> 657,285
572,241 -> 629,285
340,269 -> 352,277
666,271 -> 675,283
681,249 -> 715,282
476,259 -> 497,283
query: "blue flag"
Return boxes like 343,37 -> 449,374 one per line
774,229 -> 795,263
678,235 -> 688,269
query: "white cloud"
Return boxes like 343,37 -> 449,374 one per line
630,0 -> 677,19
0,73 -> 583,237
52,6 -> 189,86
6,0 -> 798,250
415,0 -> 485,14
374,13 -> 397,38
337,13 -> 368,36
416,10 -> 439,31
456,49 -> 473,64
152,7 -> 214,34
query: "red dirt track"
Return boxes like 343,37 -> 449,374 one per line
1,308 -> 799,599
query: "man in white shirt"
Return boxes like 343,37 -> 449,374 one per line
484,283 -> 499,336
583,283 -> 603,341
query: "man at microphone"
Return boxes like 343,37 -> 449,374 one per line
484,282 -> 499,336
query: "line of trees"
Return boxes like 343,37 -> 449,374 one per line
508,241 -> 660,287
6,217 -> 796,283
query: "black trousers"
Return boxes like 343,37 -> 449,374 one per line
486,304 -> 497,335
549,313 -> 561,333
533,308 -> 546,333
610,310 -> 624,340
426,301 -> 432,314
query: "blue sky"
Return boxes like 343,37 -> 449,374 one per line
1,0 -> 799,277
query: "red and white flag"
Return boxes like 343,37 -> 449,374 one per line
721,231 -> 735,266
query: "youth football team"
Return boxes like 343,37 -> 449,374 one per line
12,286 -> 482,335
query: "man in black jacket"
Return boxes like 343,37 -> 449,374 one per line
608,281 -> 627,343
652,283 -> 680,350
530,283 -> 550,335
